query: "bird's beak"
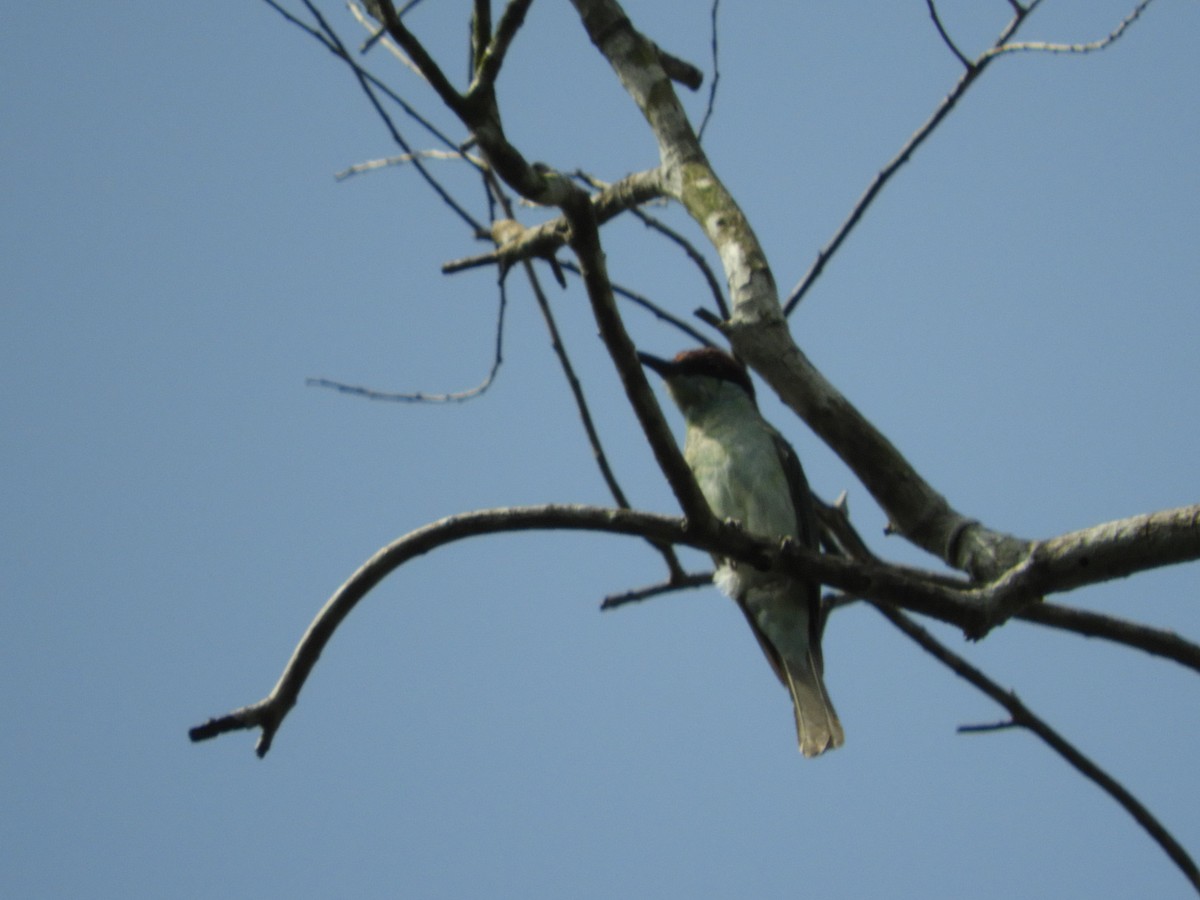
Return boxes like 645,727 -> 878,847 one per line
636,351 -> 673,378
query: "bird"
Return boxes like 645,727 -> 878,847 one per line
638,347 -> 843,757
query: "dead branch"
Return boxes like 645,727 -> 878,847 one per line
441,168 -> 667,275
985,0 -> 1157,59
1018,603 -> 1200,676
875,602 -> 1200,893
975,505 -> 1200,634
187,502 -> 978,756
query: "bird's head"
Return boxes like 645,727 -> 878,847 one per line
637,347 -> 757,416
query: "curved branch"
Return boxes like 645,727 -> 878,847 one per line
188,506 -> 687,756
188,495 -> 1200,759
925,0 -> 972,70
629,207 -> 729,320
188,503 -> 995,755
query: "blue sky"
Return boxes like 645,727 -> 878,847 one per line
3,1 -> 1199,897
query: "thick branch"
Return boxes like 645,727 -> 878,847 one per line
976,505 -> 1200,633
569,0 -> 1029,577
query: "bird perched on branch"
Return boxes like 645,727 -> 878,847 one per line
639,347 -> 843,757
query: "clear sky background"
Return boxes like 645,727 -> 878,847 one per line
4,1 -> 1199,897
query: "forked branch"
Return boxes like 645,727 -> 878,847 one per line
876,603 -> 1200,893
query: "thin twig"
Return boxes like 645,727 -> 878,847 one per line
348,2 -> 422,74
875,603 -> 1200,894
785,0 -> 1153,312
573,170 -> 728,318
469,0 -> 536,94
507,205 -> 686,578
1017,602 -> 1200,676
334,148 -> 485,181
557,260 -> 715,347
305,274 -> 507,403
632,209 -> 730,320
925,0 -> 972,69
783,1 -> 1040,314
985,0 -> 1156,59
270,0 -> 485,232
601,572 -> 712,610
696,0 -> 721,142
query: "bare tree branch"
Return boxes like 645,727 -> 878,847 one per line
555,177 -> 717,524
782,2 -> 1038,314
600,571 -> 712,610
573,170 -> 730,319
502,197 -> 687,580
817,491 -> 1200,669
442,168 -> 667,274
186,502 -> 981,756
357,12 -> 710,522
875,602 -> 1200,894
784,0 -> 1155,315
630,208 -> 729,320
188,495 -> 1199,761
272,0 -> 485,231
1018,603 -> 1200,676
974,505 -> 1200,634
654,44 -> 704,91
304,272 -> 507,403
696,0 -> 721,142
186,504 -> 746,756
334,148 -> 485,182
568,0 -> 1033,578
925,0 -> 972,69
371,2 -> 469,118
468,0 -> 536,94
557,260 -> 716,348
985,0 -> 1157,59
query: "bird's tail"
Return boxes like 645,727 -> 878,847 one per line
784,654 -> 844,758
